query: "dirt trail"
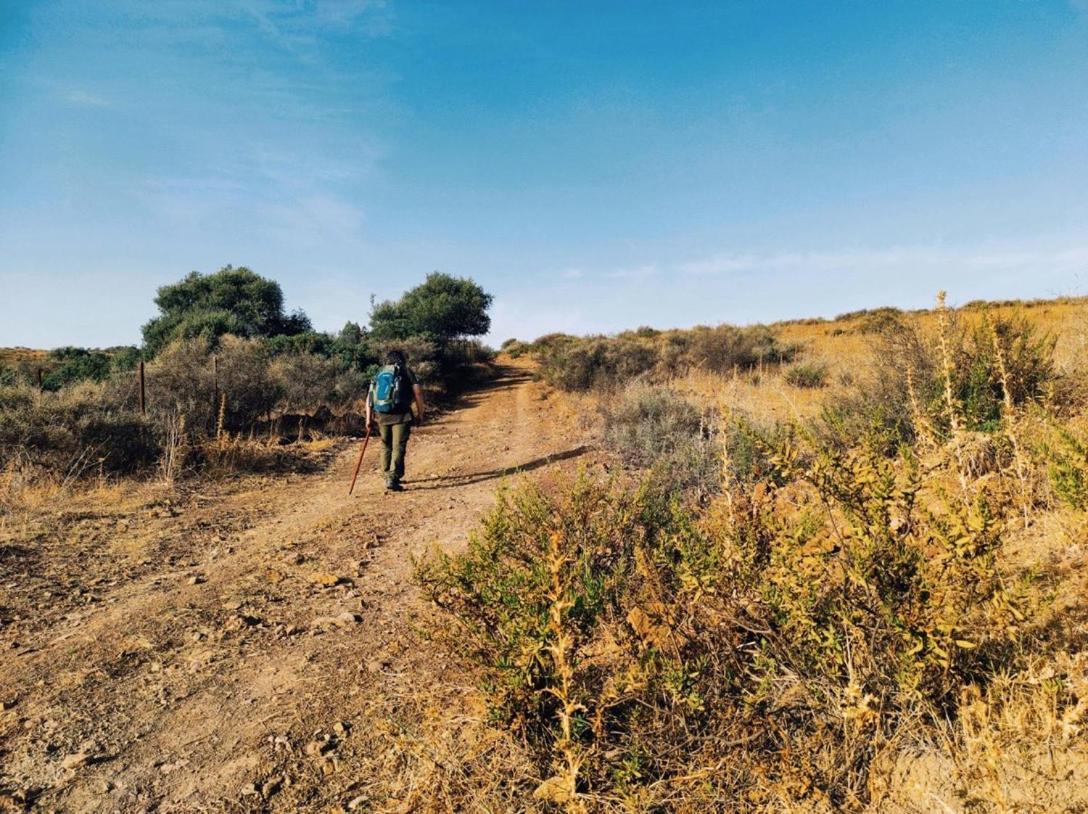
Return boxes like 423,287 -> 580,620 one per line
0,363 -> 593,812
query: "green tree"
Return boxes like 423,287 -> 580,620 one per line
41,347 -> 113,390
142,265 -> 311,355
369,272 -> 492,345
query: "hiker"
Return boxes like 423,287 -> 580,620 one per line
364,350 -> 425,492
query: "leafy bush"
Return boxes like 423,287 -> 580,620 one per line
142,265 -> 312,356
1035,419 -> 1088,510
603,383 -> 720,497
419,428 -> 1033,809
41,347 -> 112,390
270,352 -> 339,413
837,306 -> 905,335
824,312 -> 1059,450
783,361 -> 829,388
370,272 -> 492,344
537,336 -> 658,392
0,381 -> 158,475
687,324 -> 795,374
531,324 -> 796,392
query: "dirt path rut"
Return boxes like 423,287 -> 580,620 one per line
0,364 -> 593,812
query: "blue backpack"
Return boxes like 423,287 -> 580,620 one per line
372,364 -> 408,413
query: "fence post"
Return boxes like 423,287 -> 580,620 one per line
212,354 -> 219,415
138,361 -> 146,415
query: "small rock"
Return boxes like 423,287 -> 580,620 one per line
187,574 -> 205,586
347,795 -> 367,810
61,752 -> 90,770
303,738 -> 332,757
332,721 -> 350,736
159,758 -> 189,774
533,775 -> 574,803
261,777 -> 282,798
309,572 -> 343,587
240,782 -> 259,797
311,612 -> 361,631
226,614 -> 261,631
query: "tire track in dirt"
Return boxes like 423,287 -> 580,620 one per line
0,363 -> 594,812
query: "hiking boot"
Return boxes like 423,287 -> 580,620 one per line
385,480 -> 404,492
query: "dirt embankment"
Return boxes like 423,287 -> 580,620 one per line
0,362 -> 595,812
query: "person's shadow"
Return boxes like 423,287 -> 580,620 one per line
402,445 -> 592,491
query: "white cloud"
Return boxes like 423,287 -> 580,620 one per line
240,0 -> 392,54
672,243 -> 1088,282
63,89 -> 113,108
607,264 -> 658,280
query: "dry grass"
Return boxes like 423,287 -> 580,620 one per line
419,294 -> 1088,813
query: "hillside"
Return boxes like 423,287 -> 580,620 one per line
1,294 -> 1086,812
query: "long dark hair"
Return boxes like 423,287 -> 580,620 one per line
385,349 -> 407,367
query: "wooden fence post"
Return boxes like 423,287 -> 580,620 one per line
138,361 -> 146,415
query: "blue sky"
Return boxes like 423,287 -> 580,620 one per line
2,0 -> 1086,348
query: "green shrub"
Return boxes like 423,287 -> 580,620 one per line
838,306 -> 905,335
1037,421 -> 1088,510
536,336 -> 657,392
687,324 -> 795,373
0,381 -> 158,475
142,265 -> 312,356
418,422 -> 1034,809
270,352 -> 339,413
532,325 -> 797,392
824,313 -> 1059,450
602,383 -> 720,497
369,272 -> 492,344
783,361 -> 829,388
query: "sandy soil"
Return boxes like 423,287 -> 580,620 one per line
0,363 -> 593,812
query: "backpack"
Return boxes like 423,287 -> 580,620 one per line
372,364 -> 409,413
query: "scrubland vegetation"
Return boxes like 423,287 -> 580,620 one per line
419,294 -> 1088,812
0,267 -> 493,511
4,282 -> 1085,812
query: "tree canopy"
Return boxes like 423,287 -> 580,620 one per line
369,272 -> 492,345
142,266 -> 311,355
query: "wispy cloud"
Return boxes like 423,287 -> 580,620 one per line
262,192 -> 366,238
672,244 -> 1088,280
607,264 -> 658,280
63,89 -> 113,108
240,0 -> 392,55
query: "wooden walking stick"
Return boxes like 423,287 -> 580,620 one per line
348,421 -> 374,496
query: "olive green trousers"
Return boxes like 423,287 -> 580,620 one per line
378,422 -> 411,485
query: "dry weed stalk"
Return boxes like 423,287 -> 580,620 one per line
538,529 -> 586,813
935,291 -> 971,503
906,364 -> 937,451
215,392 -> 227,445
159,413 -> 187,487
988,316 -> 1032,522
